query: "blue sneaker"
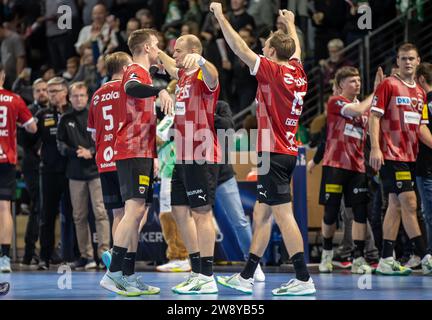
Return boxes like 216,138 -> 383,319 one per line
101,249 -> 112,269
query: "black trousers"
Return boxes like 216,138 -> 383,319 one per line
22,169 -> 40,259
39,171 -> 72,261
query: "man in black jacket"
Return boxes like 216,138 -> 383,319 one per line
18,78 -> 48,267
57,81 -> 110,270
34,77 -> 73,270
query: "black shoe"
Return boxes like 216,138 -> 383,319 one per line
50,250 -> 63,265
21,254 -> 40,266
69,257 -> 88,270
38,260 -> 49,270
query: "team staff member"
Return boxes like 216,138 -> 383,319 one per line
34,77 -> 73,270
317,66 -> 383,274
370,43 -> 432,275
158,33 -> 221,294
100,29 -> 173,296
57,81 -> 110,270
18,78 -> 48,267
87,52 -> 133,268
211,4 -> 315,296
0,64 -> 37,273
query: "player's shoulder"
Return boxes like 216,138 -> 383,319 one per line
328,95 -> 349,108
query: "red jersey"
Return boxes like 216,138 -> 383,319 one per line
114,63 -> 157,160
0,89 -> 33,164
371,75 -> 427,162
251,55 -> 307,155
87,80 -> 121,173
323,95 -> 369,173
174,68 -> 220,162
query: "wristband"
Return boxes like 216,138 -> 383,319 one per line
198,56 -> 207,67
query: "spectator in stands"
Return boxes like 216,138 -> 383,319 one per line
286,0 -> 309,47
183,0 -> 203,26
247,0 -> 279,30
309,0 -> 349,63
343,1 -> 370,45
228,0 -> 255,31
62,57 -> 81,83
180,21 -> 200,37
18,78 -> 49,268
96,55 -> 109,87
319,39 -> 353,87
72,46 -> 98,96
0,23 -> 26,89
36,0 -> 79,73
57,81 -> 110,270
81,0 -> 114,26
75,3 -> 118,56
230,27 -> 258,113
12,68 -> 33,104
40,65 -> 56,82
136,8 -> 155,29
114,17 -> 140,54
34,77 -> 73,270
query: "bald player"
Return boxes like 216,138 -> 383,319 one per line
158,35 -> 221,294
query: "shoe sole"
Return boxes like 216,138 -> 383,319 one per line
272,289 -> 316,296
375,270 -> 412,276
173,288 -> 218,295
100,281 -> 142,297
216,276 -> 252,295
157,268 -> 192,272
332,262 -> 352,269
0,270 -> 11,273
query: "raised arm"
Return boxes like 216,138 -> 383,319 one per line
210,2 -> 257,71
158,50 -> 179,80
341,67 -> 385,118
277,10 -> 301,60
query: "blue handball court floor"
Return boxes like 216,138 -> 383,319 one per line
1,266 -> 431,300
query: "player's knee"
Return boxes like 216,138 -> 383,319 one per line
253,210 -> 272,226
323,205 -> 339,225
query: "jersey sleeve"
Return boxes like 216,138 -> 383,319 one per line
197,69 -> 219,94
16,96 -> 34,127
327,96 -> 347,117
371,79 -> 392,116
123,65 -> 151,92
250,55 -> 276,83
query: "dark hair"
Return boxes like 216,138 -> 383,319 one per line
417,63 -> 432,85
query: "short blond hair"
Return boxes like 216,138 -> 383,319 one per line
105,52 -> 132,76
268,30 -> 295,61
47,77 -> 68,89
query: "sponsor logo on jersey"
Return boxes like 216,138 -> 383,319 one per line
396,96 -> 411,105
395,171 -> 412,181
0,94 -> 13,102
139,175 -> 150,186
101,91 -> 119,102
93,95 -> 100,106
44,118 -> 55,127
325,184 -> 343,193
